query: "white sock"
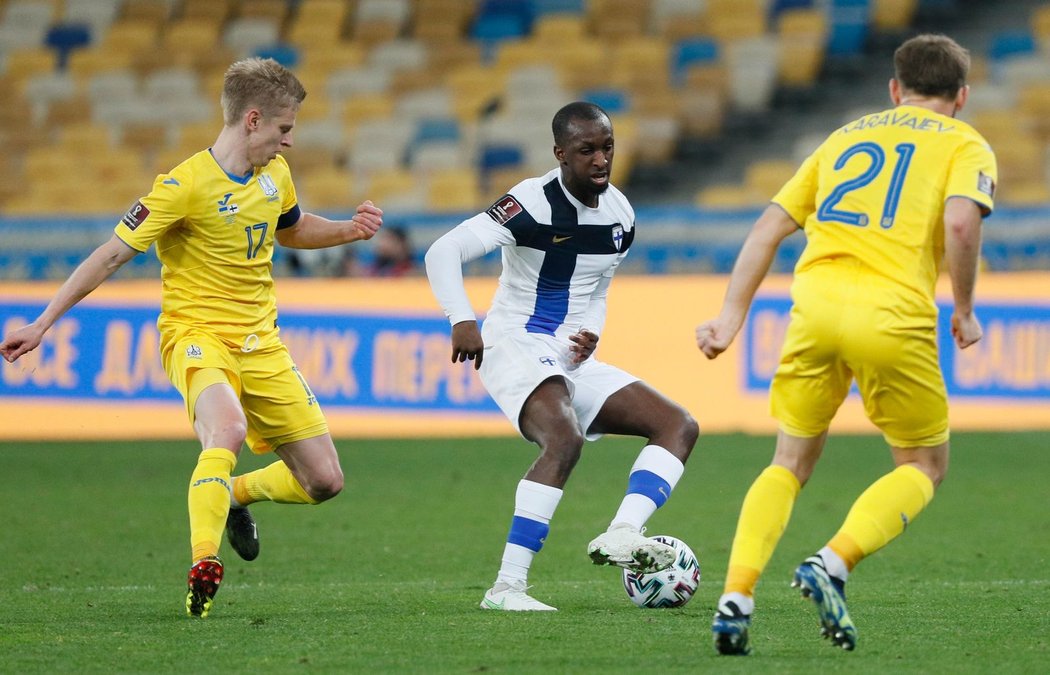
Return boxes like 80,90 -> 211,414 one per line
611,445 -> 685,530
495,480 -> 562,585
818,546 -> 849,582
718,591 -> 754,616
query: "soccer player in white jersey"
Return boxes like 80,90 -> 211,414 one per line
425,102 -> 700,611
0,58 -> 383,618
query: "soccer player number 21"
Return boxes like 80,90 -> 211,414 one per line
817,142 -> 916,229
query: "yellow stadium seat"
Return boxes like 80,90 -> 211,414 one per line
588,0 -> 652,40
872,0 -> 919,30
412,0 -> 475,42
706,0 -> 767,42
121,0 -> 174,22
361,168 -> 418,205
532,14 -> 586,43
696,183 -> 762,208
996,179 -> 1050,206
745,159 -> 798,200
427,168 -> 483,213
297,166 -> 357,210
777,8 -> 827,87
446,64 -> 506,124
179,0 -> 234,22
3,48 -> 58,85
237,0 -> 289,22
609,37 -> 671,89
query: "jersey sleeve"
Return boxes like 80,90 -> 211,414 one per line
946,137 -> 997,216
771,151 -> 819,227
461,193 -> 525,248
114,169 -> 192,252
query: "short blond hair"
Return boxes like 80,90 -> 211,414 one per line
220,57 -> 307,126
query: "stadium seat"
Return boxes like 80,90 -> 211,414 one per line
987,30 -> 1037,62
412,0 -> 476,42
296,166 -> 357,211
745,159 -> 798,199
23,70 -> 77,127
353,0 -> 412,46
650,0 -> 706,40
696,183 -> 761,208
179,0 -> 233,23
531,14 -> 586,42
580,88 -> 630,113
777,8 -> 828,87
370,39 -> 429,76
672,37 -> 720,86
426,168 -> 484,212
826,0 -> 870,57
410,141 -> 472,172
872,0 -> 919,30
44,23 -> 92,68
224,17 -> 281,58
363,168 -> 427,212
725,36 -> 780,111
706,0 -> 768,42
587,0 -> 650,40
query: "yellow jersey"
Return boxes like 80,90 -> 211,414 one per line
774,104 -> 996,315
115,150 -> 301,346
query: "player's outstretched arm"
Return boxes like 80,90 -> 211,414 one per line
944,196 -> 984,349
276,200 -> 383,249
1,235 -> 137,363
696,204 -> 798,360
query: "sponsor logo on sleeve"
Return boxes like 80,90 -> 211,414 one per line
121,201 -> 150,230
978,171 -> 995,197
486,194 -> 523,225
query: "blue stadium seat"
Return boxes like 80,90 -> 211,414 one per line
827,0 -> 870,57
580,88 -> 629,113
988,31 -> 1037,61
530,0 -> 585,15
45,23 -> 92,68
414,118 -> 461,145
254,43 -> 300,68
769,0 -> 815,19
673,37 -> 719,85
480,144 -> 525,173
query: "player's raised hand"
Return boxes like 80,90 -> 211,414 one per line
569,329 -> 598,364
695,318 -> 736,360
450,320 -> 485,370
0,322 -> 45,363
951,310 -> 982,349
350,200 -> 383,240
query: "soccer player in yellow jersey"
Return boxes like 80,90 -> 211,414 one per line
695,35 -> 995,654
0,58 -> 383,618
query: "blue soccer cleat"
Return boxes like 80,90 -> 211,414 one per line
792,555 -> 857,651
712,598 -> 752,655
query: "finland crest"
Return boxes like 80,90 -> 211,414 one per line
611,224 -> 624,251
257,173 -> 279,202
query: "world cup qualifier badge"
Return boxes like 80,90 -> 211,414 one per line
121,201 -> 150,230
486,194 -> 523,225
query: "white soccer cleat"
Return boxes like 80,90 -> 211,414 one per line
587,524 -> 676,573
479,580 -> 557,611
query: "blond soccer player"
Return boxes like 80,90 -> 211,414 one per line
0,58 -> 383,618
696,34 -> 995,654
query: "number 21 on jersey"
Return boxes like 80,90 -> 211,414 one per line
817,142 -> 915,229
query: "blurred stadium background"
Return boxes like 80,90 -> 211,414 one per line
1,0 -> 1049,280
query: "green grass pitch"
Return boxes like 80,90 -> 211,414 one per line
1,432 -> 1047,673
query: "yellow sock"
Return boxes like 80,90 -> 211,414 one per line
232,460 -> 318,506
188,448 -> 237,562
828,464 -> 935,571
724,465 -> 801,597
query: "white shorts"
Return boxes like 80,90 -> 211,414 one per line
478,326 -> 638,440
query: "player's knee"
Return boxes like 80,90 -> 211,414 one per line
677,411 -> 700,451
305,469 -> 344,503
541,431 -> 584,474
201,420 -> 248,452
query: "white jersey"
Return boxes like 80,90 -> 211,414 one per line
428,168 -> 635,341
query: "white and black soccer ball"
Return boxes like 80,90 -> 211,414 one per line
622,535 -> 700,608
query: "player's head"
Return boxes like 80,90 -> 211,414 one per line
552,101 -> 614,207
892,34 -> 969,104
221,58 -> 307,166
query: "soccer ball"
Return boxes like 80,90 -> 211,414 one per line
622,535 -> 700,608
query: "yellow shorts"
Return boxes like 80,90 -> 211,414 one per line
769,270 -> 949,448
161,326 -> 328,454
